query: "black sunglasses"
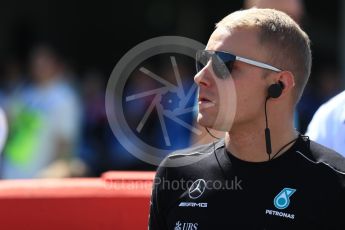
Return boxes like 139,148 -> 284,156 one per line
196,50 -> 281,79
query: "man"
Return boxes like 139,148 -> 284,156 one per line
149,8 -> 345,229
306,90 -> 345,155
192,0 -> 305,145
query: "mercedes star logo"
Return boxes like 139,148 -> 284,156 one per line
188,179 -> 206,199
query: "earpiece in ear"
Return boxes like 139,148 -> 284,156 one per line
265,81 -> 285,159
267,81 -> 284,99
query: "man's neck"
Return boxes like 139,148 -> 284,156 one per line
224,120 -> 298,162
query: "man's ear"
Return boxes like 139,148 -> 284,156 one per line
277,70 -> 295,96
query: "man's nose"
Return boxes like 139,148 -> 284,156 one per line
194,61 -> 212,87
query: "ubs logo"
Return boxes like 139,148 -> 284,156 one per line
175,221 -> 198,230
188,179 -> 206,199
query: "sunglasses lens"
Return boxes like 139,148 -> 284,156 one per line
196,62 -> 205,73
215,51 -> 235,73
196,50 -> 209,73
195,50 -> 236,79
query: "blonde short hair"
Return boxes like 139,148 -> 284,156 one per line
216,8 -> 311,103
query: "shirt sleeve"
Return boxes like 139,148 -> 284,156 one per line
305,104 -> 332,147
52,91 -> 81,141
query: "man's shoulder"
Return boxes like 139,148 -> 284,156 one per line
168,141 -> 220,158
158,139 -> 224,168
307,140 -> 345,175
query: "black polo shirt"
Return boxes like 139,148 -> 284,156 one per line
149,136 -> 345,229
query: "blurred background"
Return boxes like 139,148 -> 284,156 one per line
0,0 -> 344,178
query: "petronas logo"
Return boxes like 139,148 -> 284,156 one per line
273,188 -> 296,210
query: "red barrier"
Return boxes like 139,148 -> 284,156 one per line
0,171 -> 155,230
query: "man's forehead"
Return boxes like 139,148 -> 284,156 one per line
206,26 -> 267,60
206,26 -> 231,50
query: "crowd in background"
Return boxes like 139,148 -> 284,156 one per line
0,45 -> 159,178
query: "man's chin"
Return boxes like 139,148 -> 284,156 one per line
197,117 -> 232,133
196,115 -> 213,128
